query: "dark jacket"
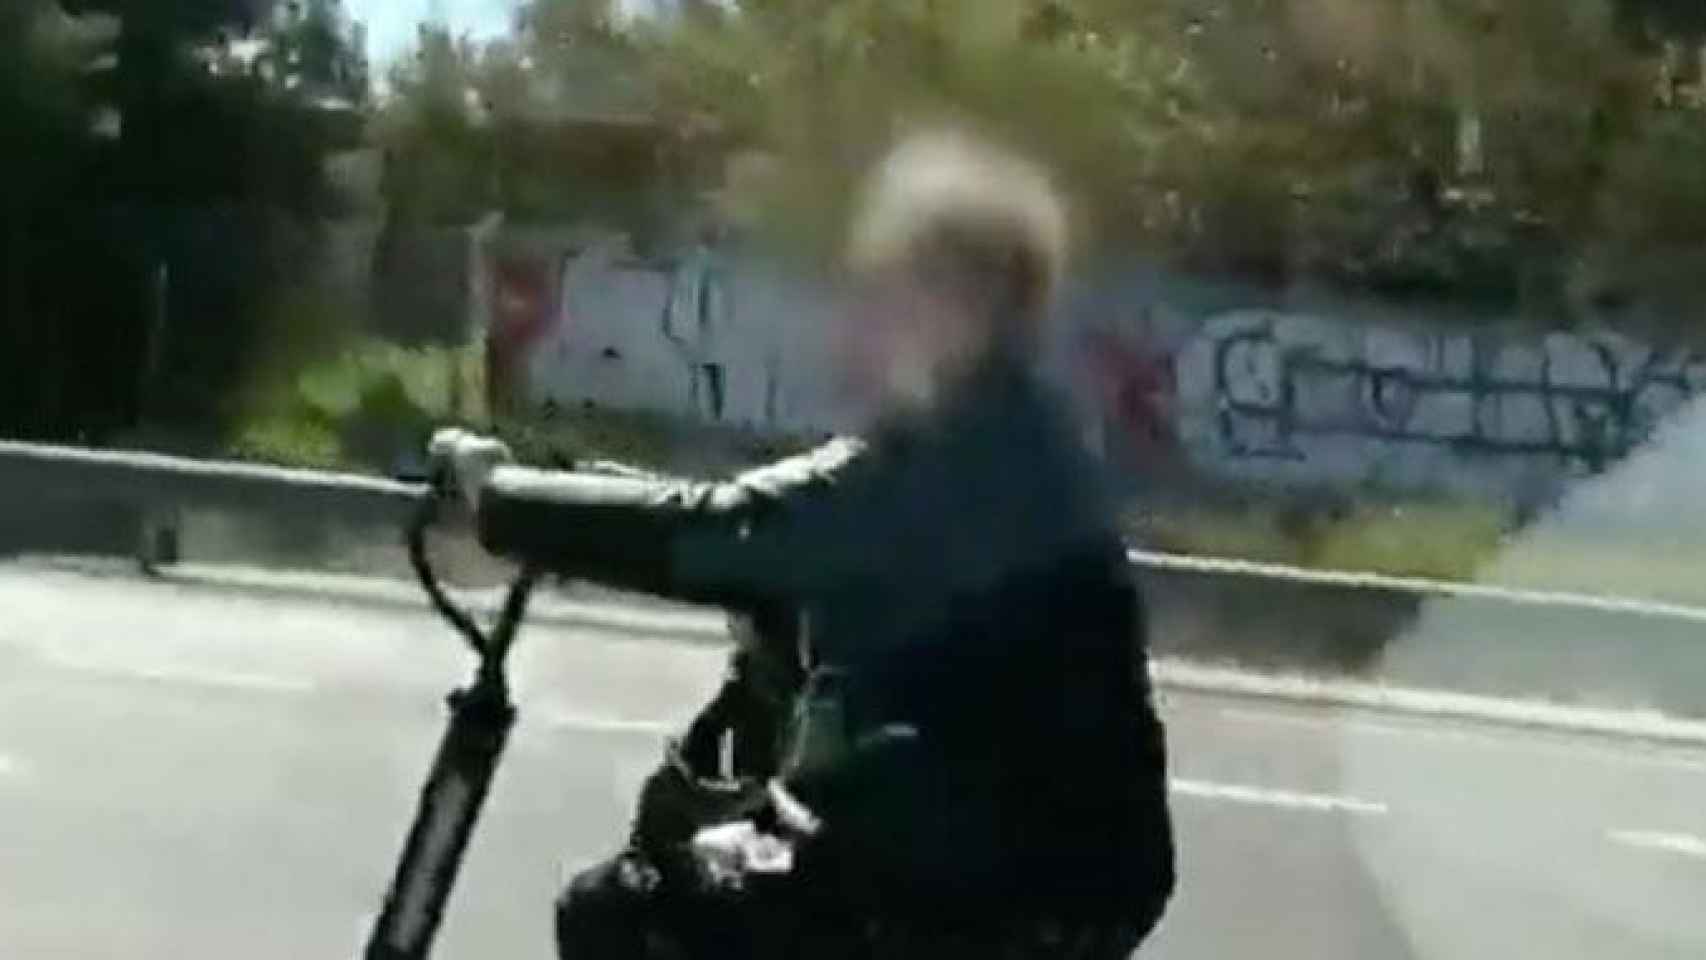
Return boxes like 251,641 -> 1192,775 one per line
478,357 -> 1173,925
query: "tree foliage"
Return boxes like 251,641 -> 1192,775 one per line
1,0 -> 371,441
601,0 -> 1706,307
629,0 -> 1201,261
374,0 -> 699,234
377,0 -> 1706,315
374,24 -> 495,226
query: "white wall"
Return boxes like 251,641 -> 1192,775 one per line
528,236 -> 688,417
494,232 -> 855,435
483,230 -> 1706,503
1170,310 -> 1706,499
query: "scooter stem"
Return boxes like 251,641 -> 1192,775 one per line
362,488 -> 539,960
363,674 -> 517,960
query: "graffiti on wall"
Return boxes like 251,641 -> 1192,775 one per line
487,236 -> 803,428
1176,311 -> 1706,474
660,244 -> 737,422
480,231 -> 1706,497
486,255 -> 560,411
1079,327 -> 1177,457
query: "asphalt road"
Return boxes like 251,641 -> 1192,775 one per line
1,563 -> 1703,959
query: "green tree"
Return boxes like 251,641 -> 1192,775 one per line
268,0 -> 371,104
625,0 -> 1212,261
411,0 -> 1706,317
0,2 -> 106,252
1,1 -> 371,441
0,3 -> 119,435
486,0 -> 688,229
375,24 -> 494,226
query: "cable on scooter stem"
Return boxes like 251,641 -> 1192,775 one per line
404,469 -> 542,661
363,467 -> 540,960
406,487 -> 490,657
481,559 -> 539,684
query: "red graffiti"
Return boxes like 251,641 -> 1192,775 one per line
1082,329 -> 1176,455
487,256 -> 559,412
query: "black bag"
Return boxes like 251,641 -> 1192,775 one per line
629,736 -> 768,863
629,606 -> 806,862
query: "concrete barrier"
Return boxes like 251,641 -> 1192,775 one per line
1134,552 -> 1706,719
1140,563 -> 1422,674
5,440 -> 1706,721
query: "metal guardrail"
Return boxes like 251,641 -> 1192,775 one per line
13,441 -> 1706,747
0,440 -> 429,571
0,440 -> 428,527
1128,549 -> 1706,624
9,438 -> 1706,626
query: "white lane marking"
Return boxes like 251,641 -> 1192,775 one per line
1217,705 -> 1561,751
546,713 -> 677,736
1214,705 -> 1706,772
1169,777 -> 1388,816
39,655 -> 315,695
1608,830 -> 1706,860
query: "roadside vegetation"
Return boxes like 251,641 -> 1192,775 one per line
13,1 -> 1706,588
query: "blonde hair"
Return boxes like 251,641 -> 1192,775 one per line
847,131 -> 1069,323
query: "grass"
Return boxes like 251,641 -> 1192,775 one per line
1133,500 -> 1512,583
1137,495 -> 1706,610
490,407 -> 691,472
226,409 -> 345,470
225,335 -> 815,478
227,338 -> 483,472
1309,504 -> 1509,582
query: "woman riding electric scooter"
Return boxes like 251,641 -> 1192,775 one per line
430,131 -> 1176,959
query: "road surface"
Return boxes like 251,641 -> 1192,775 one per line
0,563 -> 1703,959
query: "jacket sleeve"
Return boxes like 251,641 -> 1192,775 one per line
474,438 -> 874,606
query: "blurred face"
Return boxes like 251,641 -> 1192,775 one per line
833,266 -> 990,418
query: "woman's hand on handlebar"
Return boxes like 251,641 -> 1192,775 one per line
427,428 -> 514,512
423,428 -> 523,589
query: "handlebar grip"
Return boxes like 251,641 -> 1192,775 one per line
476,466 -> 685,587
